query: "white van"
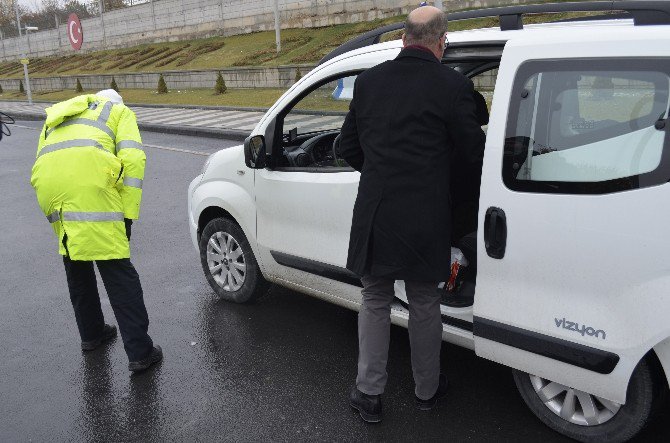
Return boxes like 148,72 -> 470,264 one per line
188,2 -> 670,441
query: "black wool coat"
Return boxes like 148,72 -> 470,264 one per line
339,47 -> 486,282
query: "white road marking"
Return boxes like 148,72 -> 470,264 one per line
143,143 -> 210,156
14,124 -> 39,130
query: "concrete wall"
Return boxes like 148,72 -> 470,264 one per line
0,64 -> 316,91
0,0 -> 414,60
0,0 -> 532,61
0,64 -> 498,92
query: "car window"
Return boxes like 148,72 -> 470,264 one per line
277,74 -> 358,170
286,75 -> 355,135
472,68 -> 495,132
503,59 -> 670,194
449,63 -> 497,133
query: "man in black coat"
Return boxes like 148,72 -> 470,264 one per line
340,5 -> 485,422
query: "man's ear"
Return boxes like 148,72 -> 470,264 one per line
402,33 -> 407,47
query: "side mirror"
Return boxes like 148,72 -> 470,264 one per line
244,134 -> 266,169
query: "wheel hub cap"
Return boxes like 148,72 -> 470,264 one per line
529,374 -> 621,426
206,231 -> 246,292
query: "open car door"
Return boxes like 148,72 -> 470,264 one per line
473,36 -> 670,405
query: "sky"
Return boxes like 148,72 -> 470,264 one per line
19,0 -> 45,11
17,0 -> 94,12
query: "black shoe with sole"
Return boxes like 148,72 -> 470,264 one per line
349,386 -> 382,423
128,345 -> 163,373
81,324 -> 117,351
416,373 -> 448,411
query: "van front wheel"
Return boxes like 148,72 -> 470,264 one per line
199,217 -> 269,303
512,359 -> 656,443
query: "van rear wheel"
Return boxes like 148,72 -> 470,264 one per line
513,359 -> 656,443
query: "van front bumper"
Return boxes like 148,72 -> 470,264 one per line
188,174 -> 203,252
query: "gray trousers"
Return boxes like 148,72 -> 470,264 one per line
356,275 -> 442,400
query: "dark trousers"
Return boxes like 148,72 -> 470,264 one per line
63,257 -> 153,362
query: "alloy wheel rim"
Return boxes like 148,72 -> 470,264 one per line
529,374 -> 621,426
206,231 -> 246,292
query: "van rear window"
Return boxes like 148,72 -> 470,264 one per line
503,58 -> 670,194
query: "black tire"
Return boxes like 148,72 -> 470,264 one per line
513,359 -> 657,443
199,217 -> 269,303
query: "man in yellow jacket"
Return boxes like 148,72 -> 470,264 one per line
31,89 -> 162,372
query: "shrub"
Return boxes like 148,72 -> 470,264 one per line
0,83 -> 3,94
19,80 -> 24,94
215,72 -> 227,94
295,67 -> 302,83
157,74 -> 168,94
75,79 -> 83,93
110,77 -> 119,92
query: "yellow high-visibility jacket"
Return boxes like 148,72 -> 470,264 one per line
30,94 -> 146,260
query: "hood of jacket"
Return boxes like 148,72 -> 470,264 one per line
44,94 -> 99,128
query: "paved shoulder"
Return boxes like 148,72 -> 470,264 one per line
1,100 -> 348,141
0,101 -> 262,140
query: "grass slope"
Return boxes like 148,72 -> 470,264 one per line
0,18 -> 405,79
0,10 -> 604,80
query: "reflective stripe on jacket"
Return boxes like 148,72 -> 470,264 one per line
30,94 -> 146,260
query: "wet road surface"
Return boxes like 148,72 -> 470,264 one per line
1,122 -> 668,442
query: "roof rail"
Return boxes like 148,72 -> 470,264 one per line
318,1 -> 670,65
318,22 -> 405,66
450,1 -> 670,30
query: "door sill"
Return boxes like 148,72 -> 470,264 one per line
393,299 -> 474,332
440,281 -> 475,308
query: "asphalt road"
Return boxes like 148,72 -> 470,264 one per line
1,121 -> 668,442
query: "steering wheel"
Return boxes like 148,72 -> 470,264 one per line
332,133 -> 343,166
297,130 -> 340,165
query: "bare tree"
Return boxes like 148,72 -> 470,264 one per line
0,0 -> 99,38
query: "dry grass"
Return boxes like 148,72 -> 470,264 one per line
0,8 -> 611,81
0,17 -> 407,79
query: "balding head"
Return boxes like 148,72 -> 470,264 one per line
403,5 -> 447,59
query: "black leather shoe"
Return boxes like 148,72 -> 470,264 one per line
128,345 -> 163,373
349,386 -> 382,423
81,324 -> 117,351
415,373 -> 448,411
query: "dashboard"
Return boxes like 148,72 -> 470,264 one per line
282,130 -> 341,168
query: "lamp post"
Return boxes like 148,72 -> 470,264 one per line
99,0 -> 106,47
273,0 -> 280,54
14,1 -> 37,104
21,26 -> 38,105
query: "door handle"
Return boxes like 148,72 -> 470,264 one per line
484,207 -> 507,259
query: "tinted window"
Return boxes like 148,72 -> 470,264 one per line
503,59 -> 670,194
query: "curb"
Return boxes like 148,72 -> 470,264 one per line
9,111 -> 249,141
9,112 -> 44,122
139,123 -> 248,141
